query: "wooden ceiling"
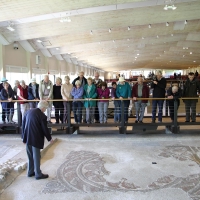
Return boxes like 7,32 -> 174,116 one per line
0,0 -> 200,72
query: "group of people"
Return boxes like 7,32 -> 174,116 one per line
0,70 -> 200,126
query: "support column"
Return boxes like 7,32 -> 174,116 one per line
26,51 -> 32,79
0,43 -> 6,78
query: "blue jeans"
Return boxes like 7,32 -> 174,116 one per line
134,101 -> 146,121
98,102 -> 109,123
72,101 -> 83,123
118,100 -> 130,122
26,144 -> 42,178
152,100 -> 164,122
114,100 -> 120,122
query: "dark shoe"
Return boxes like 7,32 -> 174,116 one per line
151,120 -> 155,123
28,172 -> 35,177
35,173 -> 49,180
191,120 -> 196,122
95,120 -> 100,123
139,121 -> 143,123
135,120 -> 138,123
83,120 -> 87,123
185,121 -> 189,122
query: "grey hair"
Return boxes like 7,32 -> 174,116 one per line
172,85 -> 178,93
156,70 -> 162,75
38,100 -> 49,110
56,77 -> 62,83
20,80 -> 25,84
75,80 -> 81,86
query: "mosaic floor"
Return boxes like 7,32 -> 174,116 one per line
1,134 -> 200,200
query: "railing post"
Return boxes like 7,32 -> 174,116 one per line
66,101 -> 72,134
119,100 -> 125,134
17,102 -> 21,126
171,100 -> 179,133
165,99 -> 168,117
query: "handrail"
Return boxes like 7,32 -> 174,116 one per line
1,97 -> 200,102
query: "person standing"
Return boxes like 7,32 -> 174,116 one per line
83,77 -> 97,124
61,76 -> 73,124
97,82 -> 110,123
22,100 -> 53,180
167,85 -> 182,122
116,77 -> 132,123
93,72 -> 103,123
111,82 -> 120,123
39,75 -> 53,123
53,77 -> 63,124
28,78 -> 39,109
151,70 -> 167,123
71,80 -> 84,124
0,77 -> 12,123
17,80 -> 30,120
132,76 -> 149,123
182,72 -> 200,122
13,80 -> 20,99
72,71 -> 87,123
1,82 -> 15,123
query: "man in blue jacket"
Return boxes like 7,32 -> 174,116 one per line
116,77 -> 132,123
22,100 -> 53,180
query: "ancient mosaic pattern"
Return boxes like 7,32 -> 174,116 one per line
42,149 -> 200,199
0,145 -> 13,158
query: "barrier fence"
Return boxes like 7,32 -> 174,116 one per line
1,97 -> 200,134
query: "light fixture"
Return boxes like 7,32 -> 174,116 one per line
113,40 -> 115,43
127,39 -> 130,41
135,57 -> 137,58
157,35 -> 159,38
90,30 -> 93,35
171,34 -> 173,36
128,46 -> 130,47
128,26 -> 130,31
183,55 -> 185,57
184,20 -> 188,24
99,42 -> 101,44
163,5 -> 177,10
193,61 -> 196,62
109,28 -> 111,33
190,52 -> 192,54
148,24 -> 151,28
137,53 -> 139,55
36,39 -> 42,43
59,16 -> 71,22
142,37 -> 144,39
166,22 -> 169,26
56,47 -> 59,50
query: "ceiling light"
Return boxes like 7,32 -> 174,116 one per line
99,42 -> 101,44
128,46 -> 130,47
148,24 -> 151,28
135,57 -> 137,58
171,34 -> 173,36
184,20 -> 188,24
36,39 -> 42,43
142,37 -> 144,39
157,35 -> 159,38
186,47 -> 188,49
166,22 -> 169,26
113,40 -> 115,43
59,16 -> 71,22
7,26 -> 15,31
128,26 -> 130,31
190,52 -> 192,54
56,47 -> 59,50
163,5 -> 177,10
183,47 -> 185,49
127,38 -> 130,41
183,55 -> 185,57
137,53 -> 139,55
109,28 -> 111,33
193,61 -> 196,62
90,30 -> 93,35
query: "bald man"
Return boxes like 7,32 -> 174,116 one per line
132,77 -> 149,123
167,85 -> 182,122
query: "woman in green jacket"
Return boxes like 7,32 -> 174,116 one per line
83,77 -> 97,124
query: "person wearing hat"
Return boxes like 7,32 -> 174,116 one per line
28,78 -> 40,109
116,77 -> 132,123
97,82 -> 110,123
61,76 -> 73,124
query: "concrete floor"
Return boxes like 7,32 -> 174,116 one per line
1,129 -> 200,200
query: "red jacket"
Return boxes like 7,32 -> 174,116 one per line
132,83 -> 149,103
18,85 -> 28,104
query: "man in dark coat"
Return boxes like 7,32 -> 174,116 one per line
22,100 -> 53,180
182,72 -> 200,122
151,70 -> 167,123
72,71 -> 87,87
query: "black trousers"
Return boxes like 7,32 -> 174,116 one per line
184,100 -> 197,122
168,100 -> 179,121
54,102 -> 64,123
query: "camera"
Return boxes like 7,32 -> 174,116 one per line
152,75 -> 157,81
13,42 -> 18,50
